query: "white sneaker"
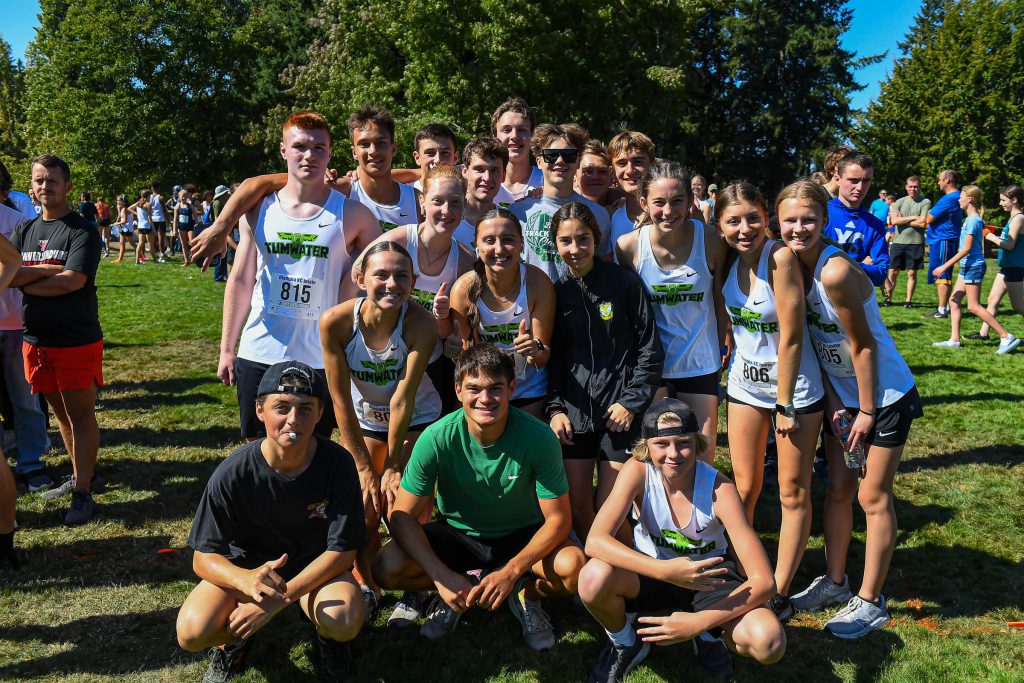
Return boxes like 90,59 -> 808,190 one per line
996,334 -> 1021,355
791,574 -> 853,612
825,595 -> 890,639
931,339 -> 961,348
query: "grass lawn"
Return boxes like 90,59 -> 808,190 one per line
1,254 -> 1023,682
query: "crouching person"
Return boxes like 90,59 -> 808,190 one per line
579,398 -> 785,682
176,361 -> 367,682
372,343 -> 586,651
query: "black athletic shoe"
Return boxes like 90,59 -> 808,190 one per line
318,633 -> 352,682
768,594 -> 794,621
0,532 -> 18,570
964,332 -> 990,340
693,634 -> 734,680
922,309 -> 949,319
20,469 -> 53,493
903,302 -> 913,309
588,639 -> 650,683
202,638 -> 252,683
881,298 -> 891,307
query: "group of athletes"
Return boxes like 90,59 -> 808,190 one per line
155,94 -> 1014,683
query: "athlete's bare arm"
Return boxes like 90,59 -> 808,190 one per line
191,174 -> 286,265
340,200 -> 384,301
616,229 -> 641,270
768,244 -> 805,424
512,265 -> 554,368
217,205 -> 260,386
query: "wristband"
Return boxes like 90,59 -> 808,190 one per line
859,409 -> 875,417
720,345 -> 729,356
535,338 -> 545,353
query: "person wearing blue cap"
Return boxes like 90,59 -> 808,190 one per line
578,397 -> 785,682
177,360 -> 367,682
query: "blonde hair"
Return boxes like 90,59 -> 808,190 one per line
631,412 -> 709,462
961,184 -> 983,213
422,163 -> 466,195
774,179 -> 831,224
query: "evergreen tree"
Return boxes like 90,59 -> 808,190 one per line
0,34 -> 28,180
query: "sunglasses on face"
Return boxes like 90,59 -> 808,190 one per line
540,148 -> 579,165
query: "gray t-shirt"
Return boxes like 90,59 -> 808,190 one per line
892,196 -> 932,245
509,192 -> 612,282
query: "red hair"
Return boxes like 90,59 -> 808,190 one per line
282,110 -> 332,143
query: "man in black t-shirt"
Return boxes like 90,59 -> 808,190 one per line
177,361 -> 366,682
9,155 -> 103,525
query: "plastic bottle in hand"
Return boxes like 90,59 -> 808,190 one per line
836,409 -> 865,469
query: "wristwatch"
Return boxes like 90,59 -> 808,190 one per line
774,403 -> 796,418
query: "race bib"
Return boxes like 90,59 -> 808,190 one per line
178,213 -> 189,225
735,354 -> 778,394
360,400 -> 391,427
811,337 -> 856,378
267,272 -> 324,320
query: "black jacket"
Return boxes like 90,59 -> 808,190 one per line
546,258 -> 664,432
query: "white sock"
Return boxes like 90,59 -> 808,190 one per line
938,306 -> 948,314
606,620 -> 637,647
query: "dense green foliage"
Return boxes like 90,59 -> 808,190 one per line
853,0 -> 1024,208
4,0 -> 864,197
0,35 -> 28,186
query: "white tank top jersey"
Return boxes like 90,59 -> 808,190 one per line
806,245 -> 915,408
345,298 -> 442,432
610,205 -> 640,258
238,190 -> 353,368
150,193 -> 165,221
406,225 -> 462,362
349,179 -> 419,233
476,264 -> 546,400
136,206 -> 151,230
122,207 -> 134,228
634,460 -> 728,560
494,166 -> 544,207
724,242 -> 824,408
636,223 -> 720,378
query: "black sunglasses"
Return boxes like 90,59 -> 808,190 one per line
540,148 -> 579,165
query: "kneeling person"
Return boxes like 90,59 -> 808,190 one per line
578,399 -> 785,683
372,343 -> 585,651
177,362 -> 367,682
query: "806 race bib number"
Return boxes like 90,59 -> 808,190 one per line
736,356 -> 777,394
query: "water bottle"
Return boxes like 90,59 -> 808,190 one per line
836,409 -> 865,469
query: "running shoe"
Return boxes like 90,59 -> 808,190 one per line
507,578 -> 556,651
791,574 -> 853,612
360,585 -> 380,625
921,309 -> 948,319
40,473 -> 105,500
317,632 -> 352,681
903,302 -> 913,309
588,639 -> 650,683
388,591 -> 428,628
156,257 -> 166,264
931,340 -> 961,348
881,298 -> 891,307
202,638 -> 252,683
824,595 -> 890,639
20,469 -> 53,493
693,632 -> 733,679
767,594 -> 793,621
996,334 -> 1021,355
964,332 -> 990,340
419,594 -> 462,640
64,490 -> 95,525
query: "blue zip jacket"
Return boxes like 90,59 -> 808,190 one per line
823,198 -> 890,286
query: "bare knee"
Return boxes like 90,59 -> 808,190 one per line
315,602 -> 363,643
552,546 -> 587,594
731,613 -> 787,665
176,606 -> 219,652
370,541 -> 408,590
577,559 -> 616,604
857,484 -> 892,516
778,480 -> 810,512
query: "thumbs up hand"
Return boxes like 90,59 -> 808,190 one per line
433,282 -> 450,320
513,319 -> 541,359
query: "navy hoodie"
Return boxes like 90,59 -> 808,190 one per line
823,198 -> 890,286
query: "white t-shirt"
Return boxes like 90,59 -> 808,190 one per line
0,204 -> 25,330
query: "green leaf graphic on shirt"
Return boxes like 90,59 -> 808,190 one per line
525,212 -> 557,262
352,358 -> 401,385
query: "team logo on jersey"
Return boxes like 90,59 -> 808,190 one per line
524,213 -> 557,262
727,305 -> 778,333
481,321 -> 521,345
352,358 -> 401,385
410,288 -> 436,310
598,301 -> 613,321
266,232 -> 329,259
38,240 -> 48,251
307,499 -> 328,520
806,310 -> 841,334
380,220 -> 398,232
650,283 -> 704,305
655,528 -> 716,555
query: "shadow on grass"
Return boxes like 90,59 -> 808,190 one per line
98,425 -> 240,450
900,444 -> 1024,472
101,376 -> 224,396
920,391 -> 1022,406
0,607 -> 188,679
908,364 -> 980,374
99,391 -> 223,411
887,321 -> 924,332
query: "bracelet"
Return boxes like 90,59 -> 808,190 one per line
859,409 -> 875,417
534,338 -> 545,353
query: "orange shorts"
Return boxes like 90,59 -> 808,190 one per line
23,339 -> 104,395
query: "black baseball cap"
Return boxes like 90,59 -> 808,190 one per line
256,361 -> 325,401
641,398 -> 699,439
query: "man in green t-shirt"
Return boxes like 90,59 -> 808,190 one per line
884,175 -> 932,308
373,343 -> 584,652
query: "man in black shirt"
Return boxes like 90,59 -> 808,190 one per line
9,155 -> 103,525
177,361 -> 366,682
